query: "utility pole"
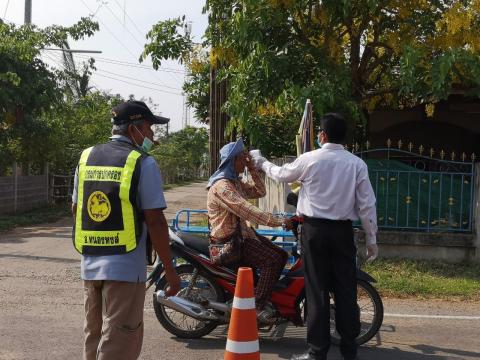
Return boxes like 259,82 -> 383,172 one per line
24,0 -> 32,24
208,11 -> 230,174
182,21 -> 192,128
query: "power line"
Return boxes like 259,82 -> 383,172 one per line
42,52 -> 91,84
49,51 -> 183,96
80,0 -> 140,61
42,52 -> 179,96
92,0 -> 105,17
103,2 -> 144,48
76,1 -> 185,98
68,57 -> 182,94
101,1 -> 185,88
112,0 -> 144,39
96,68 -> 182,91
42,51 -> 63,68
94,72 -> 182,95
74,53 -> 184,74
79,1 -> 184,88
3,0 -> 10,18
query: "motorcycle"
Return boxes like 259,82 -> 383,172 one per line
147,195 -> 383,344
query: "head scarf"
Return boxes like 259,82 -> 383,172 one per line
207,138 -> 244,189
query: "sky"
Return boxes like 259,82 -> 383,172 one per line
0,0 -> 208,132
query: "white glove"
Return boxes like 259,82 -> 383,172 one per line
366,243 -> 378,262
255,156 -> 267,169
249,150 -> 267,169
249,149 -> 262,158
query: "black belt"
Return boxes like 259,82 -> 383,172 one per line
303,216 -> 352,226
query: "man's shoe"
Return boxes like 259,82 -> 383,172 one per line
290,352 -> 325,360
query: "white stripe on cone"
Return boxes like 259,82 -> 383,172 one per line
226,339 -> 259,354
232,296 -> 256,310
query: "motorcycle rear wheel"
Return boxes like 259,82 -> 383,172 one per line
297,279 -> 383,345
153,264 -> 225,338
330,279 -> 384,345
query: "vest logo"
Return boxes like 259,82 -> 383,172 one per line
87,191 -> 111,222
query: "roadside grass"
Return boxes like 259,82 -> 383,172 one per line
363,258 -> 480,300
0,204 -> 70,232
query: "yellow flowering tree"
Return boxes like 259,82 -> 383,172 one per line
143,0 -> 480,156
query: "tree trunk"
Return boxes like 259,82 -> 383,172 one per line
208,64 -> 229,175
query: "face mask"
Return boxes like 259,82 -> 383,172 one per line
315,138 -> 322,149
140,136 -> 154,153
133,126 -> 154,153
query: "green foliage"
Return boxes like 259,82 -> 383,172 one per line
0,18 -> 99,174
183,50 -> 210,122
140,16 -> 192,69
46,91 -> 124,174
151,126 -> 209,184
0,17 -> 98,118
142,0 -> 480,157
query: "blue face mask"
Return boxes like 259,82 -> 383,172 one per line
140,136 -> 154,153
134,126 -> 154,153
315,138 -> 322,149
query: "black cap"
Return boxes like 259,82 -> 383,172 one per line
111,100 -> 170,125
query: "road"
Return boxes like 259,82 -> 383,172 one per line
1,181 -> 479,360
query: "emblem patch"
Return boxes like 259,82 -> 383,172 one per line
87,191 -> 111,222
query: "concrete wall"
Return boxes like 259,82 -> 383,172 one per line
258,157 -> 296,215
0,163 -> 49,214
258,157 -> 480,263
356,229 -> 476,263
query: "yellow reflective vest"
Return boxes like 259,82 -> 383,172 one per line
73,141 -> 144,255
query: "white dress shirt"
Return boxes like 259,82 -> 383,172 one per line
261,143 -> 378,244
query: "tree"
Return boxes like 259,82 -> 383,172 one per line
0,17 -> 98,173
142,0 -> 480,157
46,91 -> 124,174
152,126 -> 209,184
182,47 -> 210,122
60,42 -> 97,99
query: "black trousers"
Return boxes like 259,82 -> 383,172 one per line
302,217 -> 360,360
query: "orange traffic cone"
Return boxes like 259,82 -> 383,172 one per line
224,267 -> 260,360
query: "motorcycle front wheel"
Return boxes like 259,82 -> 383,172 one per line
153,264 -> 225,338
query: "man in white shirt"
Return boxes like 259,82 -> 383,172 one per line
252,113 -> 378,360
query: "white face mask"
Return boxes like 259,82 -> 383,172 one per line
133,125 -> 154,153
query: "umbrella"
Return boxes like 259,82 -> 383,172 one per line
291,99 -> 314,194
295,99 -> 314,156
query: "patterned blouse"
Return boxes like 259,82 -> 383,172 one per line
207,169 -> 284,242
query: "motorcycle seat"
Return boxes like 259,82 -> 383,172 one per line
176,231 -> 210,257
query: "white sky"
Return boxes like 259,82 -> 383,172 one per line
1,0 -> 208,132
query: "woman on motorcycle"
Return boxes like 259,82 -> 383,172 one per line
206,138 -> 291,323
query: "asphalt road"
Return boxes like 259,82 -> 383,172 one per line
1,182 -> 479,360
